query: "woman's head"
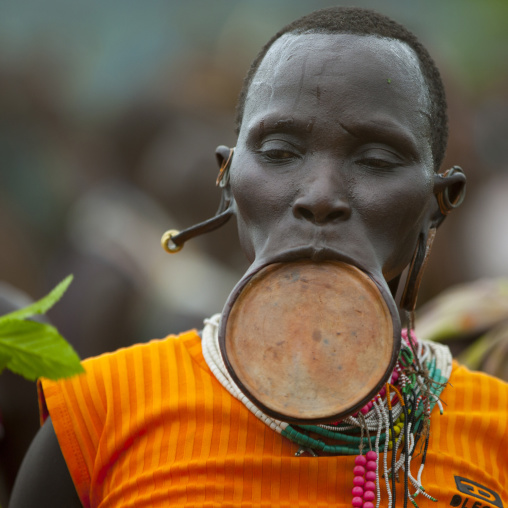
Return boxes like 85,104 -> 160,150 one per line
235,6 -> 448,171
215,6 -> 465,285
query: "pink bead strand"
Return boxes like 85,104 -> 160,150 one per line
352,452 -> 377,508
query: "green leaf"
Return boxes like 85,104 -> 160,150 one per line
0,320 -> 84,381
0,275 -> 73,324
0,351 -> 10,375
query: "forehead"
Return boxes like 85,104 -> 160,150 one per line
256,32 -> 425,79
242,33 -> 431,138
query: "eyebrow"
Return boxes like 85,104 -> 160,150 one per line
254,116 -> 317,136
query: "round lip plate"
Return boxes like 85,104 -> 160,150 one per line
220,260 -> 400,424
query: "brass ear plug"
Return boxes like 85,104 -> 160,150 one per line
161,229 -> 183,254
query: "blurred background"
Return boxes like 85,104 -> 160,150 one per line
0,0 -> 507,502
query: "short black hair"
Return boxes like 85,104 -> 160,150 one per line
235,6 -> 448,170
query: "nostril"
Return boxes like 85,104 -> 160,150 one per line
297,207 -> 315,222
327,209 -> 348,221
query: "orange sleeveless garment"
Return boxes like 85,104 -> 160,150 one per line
39,331 -> 508,508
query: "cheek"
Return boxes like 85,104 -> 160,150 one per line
230,162 -> 296,261
230,172 -> 258,261
352,172 -> 434,270
231,163 -> 295,226
230,169 -> 265,228
359,169 -> 432,221
235,214 -> 255,262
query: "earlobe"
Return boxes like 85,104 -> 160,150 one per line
215,145 -> 235,187
399,228 -> 437,312
432,165 -> 466,227
216,145 -> 233,167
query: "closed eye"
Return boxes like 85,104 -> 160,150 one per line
261,149 -> 297,161
356,157 -> 401,170
256,139 -> 303,165
355,147 -> 404,170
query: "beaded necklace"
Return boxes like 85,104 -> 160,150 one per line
202,313 -> 452,508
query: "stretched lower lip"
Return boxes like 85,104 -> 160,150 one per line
246,246 -> 376,281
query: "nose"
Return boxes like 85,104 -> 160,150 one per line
292,169 -> 352,224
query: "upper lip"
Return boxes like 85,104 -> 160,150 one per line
255,245 -> 360,268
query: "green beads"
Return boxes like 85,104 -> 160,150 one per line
282,424 -> 387,455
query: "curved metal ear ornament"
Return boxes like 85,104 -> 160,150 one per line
216,147 -> 234,187
436,165 -> 466,217
399,228 -> 437,313
161,148 -> 235,254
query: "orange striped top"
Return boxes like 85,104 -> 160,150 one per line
39,330 -> 508,508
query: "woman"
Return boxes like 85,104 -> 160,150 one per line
10,6 -> 507,508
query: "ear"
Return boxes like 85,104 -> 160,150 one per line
215,145 -> 232,168
431,166 -> 466,228
215,145 -> 235,212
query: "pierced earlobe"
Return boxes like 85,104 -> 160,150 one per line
436,165 -> 466,215
216,147 -> 235,187
161,147 -> 236,254
433,165 -> 466,227
399,228 -> 437,312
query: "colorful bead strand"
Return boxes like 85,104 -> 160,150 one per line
352,452 -> 377,508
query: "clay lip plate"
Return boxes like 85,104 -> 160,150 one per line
220,260 -> 400,423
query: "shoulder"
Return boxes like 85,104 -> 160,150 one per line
82,329 -> 202,368
450,360 -> 508,392
445,360 -> 508,417
44,329 -> 201,392
39,329 -> 201,422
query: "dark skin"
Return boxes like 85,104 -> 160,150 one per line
226,34 -> 463,282
9,33 -> 465,507
9,418 -> 81,507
